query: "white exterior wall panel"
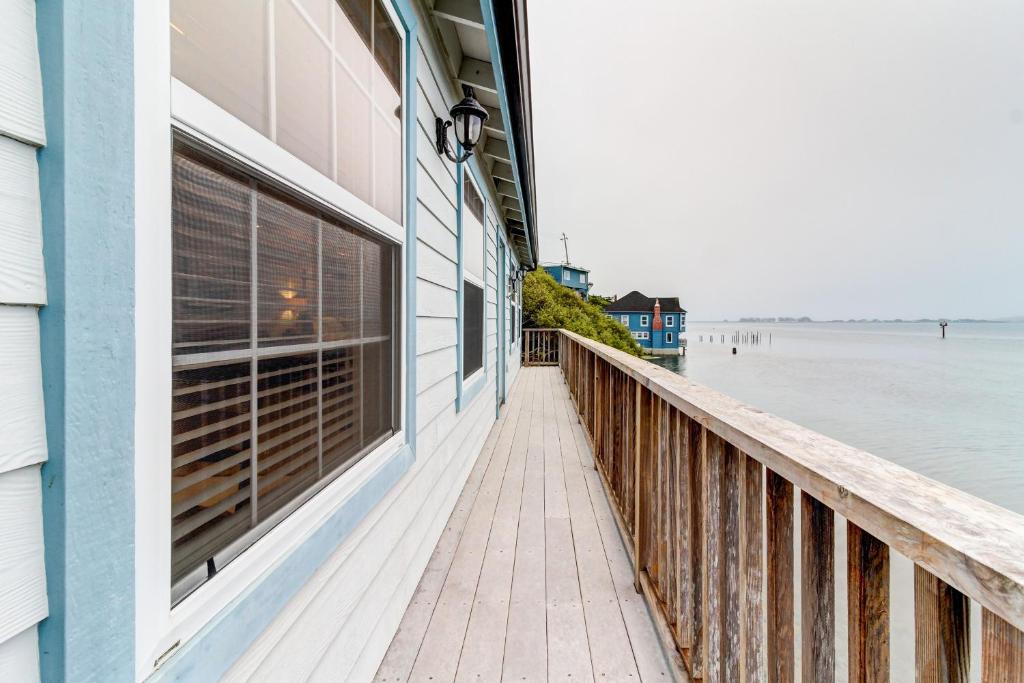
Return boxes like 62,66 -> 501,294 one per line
227,5 -> 523,678
0,0 -> 48,677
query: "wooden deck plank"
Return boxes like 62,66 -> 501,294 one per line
501,369 -> 549,682
377,367 -> 673,682
553,371 -> 643,681
375,372 -> 529,682
455,373 -> 537,682
542,371 -> 595,681
407,373 -> 534,682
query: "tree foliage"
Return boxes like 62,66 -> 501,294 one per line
588,294 -> 613,310
522,269 -> 643,356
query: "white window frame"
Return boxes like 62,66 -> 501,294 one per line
462,169 -> 486,387
666,332 -> 673,343
562,270 -> 570,281
134,1 -> 410,677
665,315 -> 674,327
620,315 -> 629,326
640,314 -> 649,327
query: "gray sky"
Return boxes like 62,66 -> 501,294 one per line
528,1 -> 1024,320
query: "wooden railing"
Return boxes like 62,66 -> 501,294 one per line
544,328 -> 1024,682
522,328 -> 560,366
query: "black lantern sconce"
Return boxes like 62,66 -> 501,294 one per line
507,268 -> 523,293
435,85 -> 489,163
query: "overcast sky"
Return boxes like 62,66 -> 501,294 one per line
527,1 -> 1024,320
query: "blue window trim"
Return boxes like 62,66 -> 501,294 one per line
456,162 -> 490,413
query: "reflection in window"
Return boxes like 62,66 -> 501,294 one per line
171,0 -> 404,223
171,140 -> 400,603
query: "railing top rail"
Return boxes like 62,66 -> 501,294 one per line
557,328 -> 1024,631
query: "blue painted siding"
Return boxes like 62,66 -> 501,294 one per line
542,265 -> 589,299
608,309 -> 688,350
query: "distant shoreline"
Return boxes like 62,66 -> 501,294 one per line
691,318 -> 1020,324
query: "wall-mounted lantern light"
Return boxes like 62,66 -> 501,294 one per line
435,85 -> 489,164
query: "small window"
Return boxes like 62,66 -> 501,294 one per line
640,315 -> 649,327
170,140 -> 400,602
666,332 -> 673,343
464,282 -> 484,376
665,315 -> 674,327
562,270 -> 570,281
620,315 -> 629,325
578,272 -> 584,283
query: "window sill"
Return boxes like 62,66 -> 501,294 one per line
457,370 -> 486,412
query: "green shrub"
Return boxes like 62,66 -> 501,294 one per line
522,268 -> 643,357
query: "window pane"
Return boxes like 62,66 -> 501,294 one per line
464,281 -> 484,376
373,0 -> 401,97
373,110 -> 402,223
463,182 -> 484,282
172,145 -> 252,355
171,0 -> 269,135
276,0 -> 332,177
170,140 -> 400,602
256,352 -> 320,520
322,220 -> 362,341
257,192 -> 319,347
336,64 -> 373,206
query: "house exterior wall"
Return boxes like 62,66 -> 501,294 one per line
611,311 -> 687,351
543,264 -> 589,299
16,1 -> 528,681
0,1 -> 49,679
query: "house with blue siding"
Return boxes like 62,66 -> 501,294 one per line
605,291 -> 687,355
0,1 -> 538,680
543,263 -> 591,299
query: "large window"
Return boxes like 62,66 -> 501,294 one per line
462,176 -> 485,379
170,139 -> 400,602
170,0 -> 404,223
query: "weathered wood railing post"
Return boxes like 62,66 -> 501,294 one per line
550,328 -> 1024,683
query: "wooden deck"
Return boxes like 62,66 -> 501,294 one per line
375,366 -> 677,682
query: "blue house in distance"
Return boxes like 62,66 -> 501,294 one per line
543,263 -> 591,300
605,291 -> 687,355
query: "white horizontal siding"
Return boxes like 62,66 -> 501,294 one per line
0,305 -> 47,474
0,465 -> 47,645
0,5 -> 47,679
0,0 -> 45,146
0,625 -> 40,683
0,137 -> 46,305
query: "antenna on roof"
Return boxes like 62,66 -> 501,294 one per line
560,232 -> 570,265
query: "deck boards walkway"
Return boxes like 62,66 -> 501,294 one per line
375,367 -> 676,682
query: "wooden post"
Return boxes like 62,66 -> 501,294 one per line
703,431 -> 723,681
915,566 -> 970,683
848,523 -> 889,683
689,420 -> 705,677
982,608 -> 1024,682
634,379 -> 642,593
743,454 -> 765,682
766,470 -> 794,683
801,492 -> 835,682
723,444 -> 741,680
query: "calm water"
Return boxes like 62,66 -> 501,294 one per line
653,321 -> 1024,514
649,322 -> 1024,679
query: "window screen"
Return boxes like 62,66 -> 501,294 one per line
171,139 -> 400,602
463,281 -> 484,377
463,177 -> 484,283
171,0 -> 403,223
